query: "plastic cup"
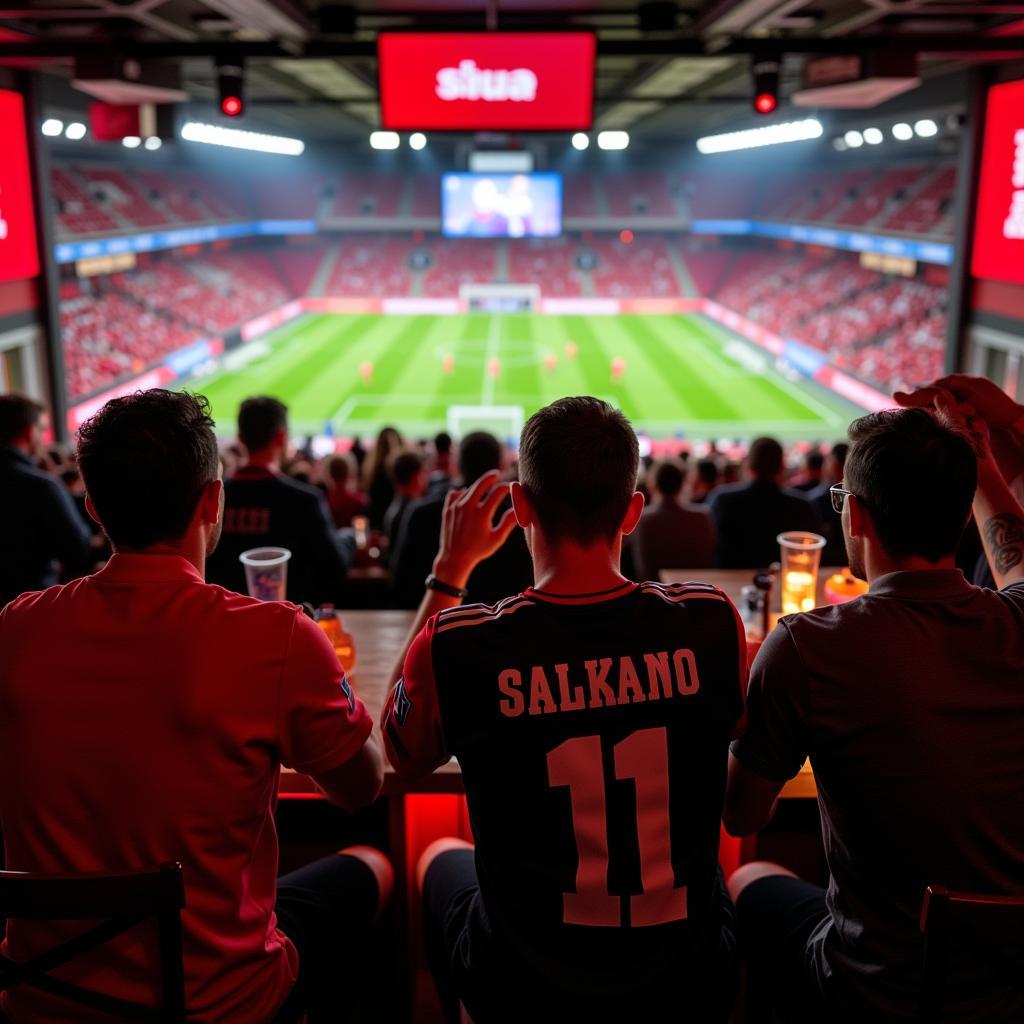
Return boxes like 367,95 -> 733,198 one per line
352,516 -> 369,549
239,547 -> 291,602
777,532 -> 826,615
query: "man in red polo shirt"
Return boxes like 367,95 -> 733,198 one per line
0,389 -> 389,1023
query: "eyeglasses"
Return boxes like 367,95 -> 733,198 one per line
829,484 -> 855,514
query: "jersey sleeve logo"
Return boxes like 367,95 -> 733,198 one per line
393,678 -> 412,725
340,674 -> 356,714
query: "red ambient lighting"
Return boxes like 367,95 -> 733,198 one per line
754,92 -> 777,115
971,78 -> 1024,287
0,89 -> 40,283
378,32 -> 596,132
221,95 -> 243,117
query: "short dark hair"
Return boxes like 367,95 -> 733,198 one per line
434,431 -> 452,455
830,442 -> 850,474
749,436 -> 784,480
458,431 -> 503,485
389,449 -> 424,487
653,459 -> 685,498
845,408 -> 976,562
77,390 -> 220,550
805,450 -> 825,472
238,396 -> 287,453
327,453 -> 352,484
0,394 -> 44,446
696,459 -> 719,487
519,397 -> 638,545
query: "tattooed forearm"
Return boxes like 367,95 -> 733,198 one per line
983,513 -> 1024,576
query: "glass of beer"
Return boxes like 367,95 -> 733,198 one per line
239,547 -> 291,602
777,532 -> 826,615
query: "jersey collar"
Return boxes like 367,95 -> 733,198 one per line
93,554 -> 204,585
867,569 -> 973,600
524,580 -> 638,605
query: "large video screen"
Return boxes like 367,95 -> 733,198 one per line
0,89 -> 40,284
971,78 -> 1024,287
442,173 -> 562,238
378,32 -> 595,132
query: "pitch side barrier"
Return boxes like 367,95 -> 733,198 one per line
64,294 -> 890,433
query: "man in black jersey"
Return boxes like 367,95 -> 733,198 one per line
382,397 -> 746,1022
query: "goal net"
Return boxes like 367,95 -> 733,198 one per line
460,283 -> 540,313
447,404 -> 525,445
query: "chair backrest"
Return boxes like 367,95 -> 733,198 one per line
919,884 -> 1024,1024
0,861 -> 186,1023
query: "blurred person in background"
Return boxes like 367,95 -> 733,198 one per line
327,453 -> 367,529
791,449 -> 825,492
383,449 -> 428,558
689,458 -> 720,504
808,442 -> 850,566
630,458 -> 715,578
206,396 -> 353,606
0,394 -> 91,607
709,437 -> 820,568
429,431 -> 454,494
390,431 -> 533,609
363,426 -> 403,530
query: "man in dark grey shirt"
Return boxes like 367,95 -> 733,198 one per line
0,395 -> 91,607
724,403 -> 1024,1022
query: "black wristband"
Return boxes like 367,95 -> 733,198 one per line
425,573 -> 468,599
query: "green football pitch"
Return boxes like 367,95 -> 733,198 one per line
186,312 -> 864,442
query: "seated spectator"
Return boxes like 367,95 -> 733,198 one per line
0,394 -> 91,607
791,449 -> 825,491
630,458 -> 715,577
383,397 -> 745,1023
708,437 -> 820,568
808,442 -> 850,566
326,453 -> 367,529
0,389 -> 389,1023
363,426 -> 403,530
383,449 -> 427,558
725,407 -> 1024,1022
390,431 -> 533,609
689,458 -> 720,504
428,431 -> 453,494
206,396 -> 353,606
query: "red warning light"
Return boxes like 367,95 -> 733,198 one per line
754,92 -> 777,115
619,229 -> 634,244
221,95 -> 243,117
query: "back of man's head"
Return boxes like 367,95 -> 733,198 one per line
519,396 -> 639,546
0,394 -> 43,448
238,396 -> 288,454
434,431 -> 452,456
696,459 -> 719,489
77,389 -> 220,550
846,408 -> 976,563
389,449 -> 424,489
748,436 -> 784,481
805,450 -> 825,474
458,431 -> 502,485
653,459 -> 685,500
327,453 -> 352,485
829,442 -> 850,478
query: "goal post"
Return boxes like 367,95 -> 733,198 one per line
447,404 -> 526,445
460,283 -> 540,312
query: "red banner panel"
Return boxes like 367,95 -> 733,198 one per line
0,89 -> 40,284
378,32 -> 595,132
972,78 -> 1024,287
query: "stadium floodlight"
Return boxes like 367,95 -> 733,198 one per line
65,122 -> 87,140
892,122 -> 914,141
122,136 -> 141,148
914,118 -> 938,138
144,136 -> 162,151
180,121 -> 305,156
863,127 -> 883,145
409,132 -> 427,151
571,132 -> 590,151
597,130 -> 629,151
696,118 -> 822,155
832,138 -> 848,152
41,118 -> 63,137
843,129 -> 864,149
370,131 -> 400,150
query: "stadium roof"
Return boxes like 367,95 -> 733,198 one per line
4,0 -> 1024,142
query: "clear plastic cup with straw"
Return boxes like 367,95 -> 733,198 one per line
776,532 -> 826,615
239,547 -> 291,602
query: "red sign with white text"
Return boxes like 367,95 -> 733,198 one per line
0,89 -> 40,284
378,33 -> 595,131
972,79 -> 1024,287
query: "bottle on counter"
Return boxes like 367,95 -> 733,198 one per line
314,603 -> 357,675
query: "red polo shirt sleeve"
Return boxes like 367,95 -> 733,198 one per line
381,615 -> 448,780
279,609 -> 373,776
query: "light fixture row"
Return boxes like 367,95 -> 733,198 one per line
834,119 -> 939,151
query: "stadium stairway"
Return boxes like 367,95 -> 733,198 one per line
668,240 -> 699,297
309,241 -> 343,296
495,240 -> 509,282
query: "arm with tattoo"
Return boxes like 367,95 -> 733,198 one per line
975,461 -> 1024,589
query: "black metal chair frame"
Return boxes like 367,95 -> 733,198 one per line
0,860 -> 186,1022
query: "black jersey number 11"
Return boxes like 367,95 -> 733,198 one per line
547,726 -> 687,928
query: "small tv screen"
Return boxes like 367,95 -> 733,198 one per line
442,172 -> 562,238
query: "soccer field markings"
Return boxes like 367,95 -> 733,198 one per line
481,315 -> 502,406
